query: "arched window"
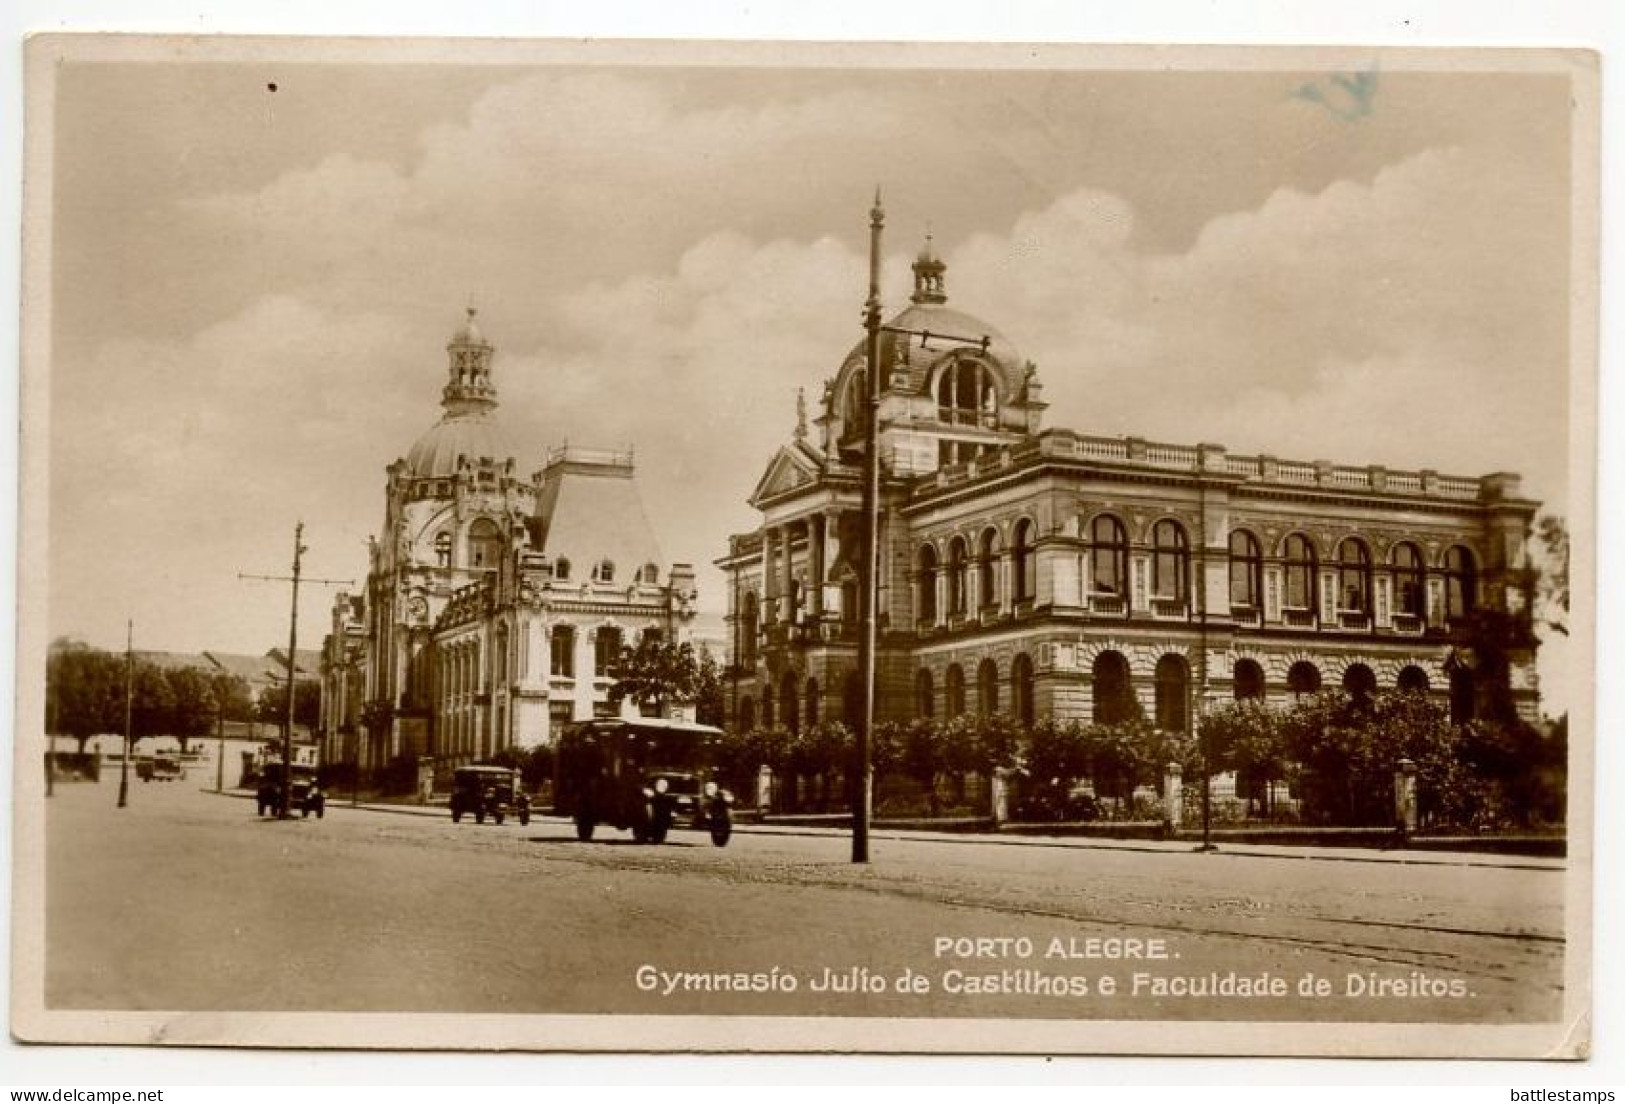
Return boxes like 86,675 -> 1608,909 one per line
804,678 -> 820,727
555,556 -> 571,581
976,658 -> 999,715
434,531 -> 452,568
1444,546 -> 1477,619
549,625 -> 575,678
945,664 -> 967,718
1011,653 -> 1036,728
738,696 -> 757,733
594,626 -> 622,676
1283,534 -> 1317,612
593,559 -> 616,585
1397,665 -> 1430,694
916,545 -> 940,626
1392,543 -> 1424,618
915,668 -> 935,720
1152,520 -> 1189,604
946,537 -> 969,618
1233,659 -> 1265,701
936,359 -> 998,427
467,518 -> 502,571
780,671 -> 801,735
1091,650 -> 1134,726
761,686 -> 775,729
1089,515 -> 1129,597
740,592 -> 760,666
1012,520 -> 1036,604
1154,654 -> 1190,733
977,528 -> 1000,610
1286,660 -> 1322,700
1337,538 -> 1371,615
1342,662 -> 1377,708
1229,530 -> 1262,609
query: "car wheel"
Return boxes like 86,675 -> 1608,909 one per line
574,816 -> 595,842
476,810 -> 486,824
710,816 -> 733,848
256,801 -> 266,817
301,807 -> 310,819
649,808 -> 671,845
315,804 -> 325,820
452,808 -> 462,823
494,810 -> 506,826
519,809 -> 531,826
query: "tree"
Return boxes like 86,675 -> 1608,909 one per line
607,635 -> 700,716
692,647 -> 727,727
256,679 -> 321,731
130,661 -> 175,744
1532,514 -> 1569,638
1201,700 -> 1289,815
164,667 -> 218,752
46,640 -> 124,752
210,672 -> 255,726
1016,718 -> 1090,821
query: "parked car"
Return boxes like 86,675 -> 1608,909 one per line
450,765 -> 531,825
256,761 -> 325,818
554,718 -> 734,846
136,754 -> 183,782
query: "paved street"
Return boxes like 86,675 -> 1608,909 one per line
43,780 -> 1564,1022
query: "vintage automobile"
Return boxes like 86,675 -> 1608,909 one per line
256,761 -> 325,819
449,764 -> 531,825
136,754 -> 184,783
554,718 -> 734,846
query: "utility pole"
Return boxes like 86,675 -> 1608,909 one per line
853,194 -> 989,865
241,522 -> 352,820
117,620 -> 133,809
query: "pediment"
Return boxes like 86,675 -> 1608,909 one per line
748,443 -> 824,507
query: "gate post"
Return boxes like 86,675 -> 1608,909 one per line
1164,761 -> 1184,830
1393,757 -> 1418,836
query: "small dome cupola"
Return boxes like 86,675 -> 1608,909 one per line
910,233 -> 948,306
442,306 -> 497,415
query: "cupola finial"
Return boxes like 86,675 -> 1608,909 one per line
911,229 -> 947,305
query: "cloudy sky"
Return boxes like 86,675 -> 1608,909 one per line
37,44 -> 1579,698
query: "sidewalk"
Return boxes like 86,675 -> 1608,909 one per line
210,787 -> 1563,871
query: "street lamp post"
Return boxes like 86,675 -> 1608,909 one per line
117,620 -> 133,809
852,194 -> 990,865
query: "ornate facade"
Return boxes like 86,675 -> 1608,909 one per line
718,231 -> 1540,744
322,311 -> 697,778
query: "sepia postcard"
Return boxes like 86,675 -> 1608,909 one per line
10,35 -> 1598,1058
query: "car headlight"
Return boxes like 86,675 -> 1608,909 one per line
655,778 -> 669,794
703,781 -> 718,797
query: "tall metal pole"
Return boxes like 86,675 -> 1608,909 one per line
281,522 -> 306,820
215,687 -> 227,794
117,620 -> 133,809
854,189 -> 884,864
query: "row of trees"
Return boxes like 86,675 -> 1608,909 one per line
45,639 -> 320,753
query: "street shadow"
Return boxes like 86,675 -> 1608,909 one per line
524,836 -> 701,849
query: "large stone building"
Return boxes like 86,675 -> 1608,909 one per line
322,310 -> 697,778
717,231 -> 1540,743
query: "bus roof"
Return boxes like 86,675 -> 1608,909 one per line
564,717 -> 723,738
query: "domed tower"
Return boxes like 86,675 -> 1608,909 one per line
824,231 -> 1046,476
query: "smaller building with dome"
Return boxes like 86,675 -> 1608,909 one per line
320,310 -> 698,781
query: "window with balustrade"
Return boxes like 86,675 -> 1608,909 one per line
1012,520 -> 1036,605
1229,530 -> 1262,610
936,358 -> 998,428
549,625 -> 575,678
916,544 -> 939,625
1089,515 -> 1128,598
977,528 -> 1000,610
1444,546 -> 1477,619
1392,542 -> 1424,620
1152,520 -> 1189,608
1337,538 -> 1371,618
947,537 -> 969,618
1283,534 -> 1317,614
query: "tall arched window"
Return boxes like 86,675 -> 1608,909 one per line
434,531 -> 452,568
977,528 -> 1000,610
804,678 -> 820,727
780,671 -> 800,735
1154,654 -> 1190,733
976,658 -> 999,715
740,591 -> 760,666
467,518 -> 502,570
1229,530 -> 1262,609
1011,653 -> 1035,728
1392,543 -> 1424,618
915,668 -> 935,720
1091,650 -> 1135,725
936,359 -> 998,427
550,625 -> 575,678
1233,659 -> 1265,701
1012,520 -> 1036,604
1152,520 -> 1189,604
1089,515 -> 1129,597
1283,534 -> 1317,612
916,545 -> 940,626
1444,546 -> 1477,619
946,537 -> 969,618
593,625 -> 622,676
1286,660 -> 1322,700
1337,538 -> 1371,615
945,664 -> 967,718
